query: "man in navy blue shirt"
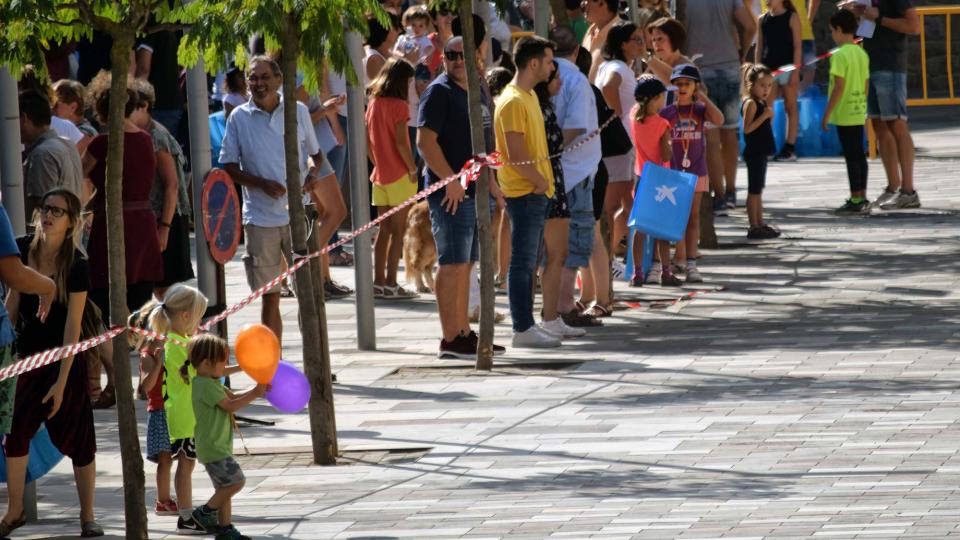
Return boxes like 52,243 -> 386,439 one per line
417,36 -> 504,360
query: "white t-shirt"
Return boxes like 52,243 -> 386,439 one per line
363,47 -> 386,89
51,116 -> 84,145
596,59 -> 637,134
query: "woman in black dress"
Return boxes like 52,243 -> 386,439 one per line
1,189 -> 102,538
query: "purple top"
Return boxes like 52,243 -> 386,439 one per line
660,102 -> 708,177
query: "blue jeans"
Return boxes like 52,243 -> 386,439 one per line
505,193 -> 549,332
565,177 -> 595,269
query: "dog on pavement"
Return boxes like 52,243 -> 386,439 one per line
403,201 -> 437,293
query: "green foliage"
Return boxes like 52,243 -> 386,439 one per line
180,0 -> 383,91
0,0 -> 169,80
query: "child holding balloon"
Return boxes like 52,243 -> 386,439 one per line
139,284 -> 242,534
183,334 -> 267,540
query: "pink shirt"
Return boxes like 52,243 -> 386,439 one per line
365,97 -> 411,186
631,110 -> 670,176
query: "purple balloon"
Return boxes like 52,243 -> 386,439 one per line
265,361 -> 310,413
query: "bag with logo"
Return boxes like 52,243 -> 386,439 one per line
627,162 -> 697,242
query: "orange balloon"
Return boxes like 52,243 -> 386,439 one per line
234,324 -> 280,384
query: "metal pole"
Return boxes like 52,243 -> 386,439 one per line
184,58 -> 224,330
345,29 -> 376,350
627,0 -> 640,24
0,68 -> 26,234
534,0 -> 551,37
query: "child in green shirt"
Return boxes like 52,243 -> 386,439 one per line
823,9 -> 871,214
186,334 -> 267,540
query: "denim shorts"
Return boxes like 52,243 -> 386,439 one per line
867,70 -> 908,121
565,177 -> 594,269
428,195 -> 479,265
700,68 -> 741,129
204,456 -> 245,488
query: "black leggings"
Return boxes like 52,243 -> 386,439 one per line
744,153 -> 768,195
837,125 -> 868,193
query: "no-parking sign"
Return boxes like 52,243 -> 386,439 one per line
201,168 -> 241,265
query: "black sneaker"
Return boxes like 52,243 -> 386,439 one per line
723,191 -> 736,209
215,525 -> 252,540
466,330 -> 506,356
438,332 -> 477,359
660,272 -> 683,287
176,516 -> 208,535
629,274 -> 643,287
760,223 -> 782,238
835,199 -> 870,215
747,226 -> 780,239
712,195 -> 728,216
773,146 -> 797,162
190,506 -> 219,533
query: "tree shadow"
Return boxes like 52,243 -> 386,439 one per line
464,467 -> 792,500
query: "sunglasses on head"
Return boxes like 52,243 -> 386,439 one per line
444,50 -> 465,61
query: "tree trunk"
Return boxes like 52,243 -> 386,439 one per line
458,3 -> 495,371
699,193 -> 718,249
105,33 -> 148,540
280,14 -> 338,464
549,0 -> 570,26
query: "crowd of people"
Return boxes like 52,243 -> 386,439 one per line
0,0 -> 922,536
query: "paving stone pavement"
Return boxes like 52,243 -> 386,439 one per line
5,120 -> 960,539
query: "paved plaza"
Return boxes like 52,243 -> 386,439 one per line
6,116 -> 960,539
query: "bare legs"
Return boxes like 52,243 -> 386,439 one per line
373,206 -> 411,287
541,218 -> 569,322
3,456 -> 97,525
435,262 -> 470,341
872,117 -> 915,193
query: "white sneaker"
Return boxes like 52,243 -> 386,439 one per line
542,318 -> 586,338
685,266 -> 704,284
512,326 -> 561,348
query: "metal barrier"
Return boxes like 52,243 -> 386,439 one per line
908,6 -> 960,106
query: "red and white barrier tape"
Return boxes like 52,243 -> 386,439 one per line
0,113 -> 615,383
771,38 -> 863,77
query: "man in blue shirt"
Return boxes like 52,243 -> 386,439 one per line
220,56 -> 341,344
418,36 -> 505,359
550,25 -> 603,329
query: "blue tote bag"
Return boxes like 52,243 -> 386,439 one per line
627,162 -> 697,242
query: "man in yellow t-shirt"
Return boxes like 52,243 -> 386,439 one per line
493,35 -> 559,349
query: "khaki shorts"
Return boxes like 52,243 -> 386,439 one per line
242,224 -> 292,294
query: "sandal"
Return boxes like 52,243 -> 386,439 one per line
81,520 -> 104,538
584,304 -> 613,318
329,251 -> 354,267
381,285 -> 419,300
92,385 -> 115,409
575,300 -> 588,312
0,513 -> 25,537
323,280 -> 352,299
372,284 -> 386,299
561,309 -> 603,328
494,278 -> 507,295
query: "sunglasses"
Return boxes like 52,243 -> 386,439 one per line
40,205 -> 68,218
444,50 -> 465,61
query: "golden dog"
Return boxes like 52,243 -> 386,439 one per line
403,201 -> 437,293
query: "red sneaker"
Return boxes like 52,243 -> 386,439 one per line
155,499 -> 179,516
